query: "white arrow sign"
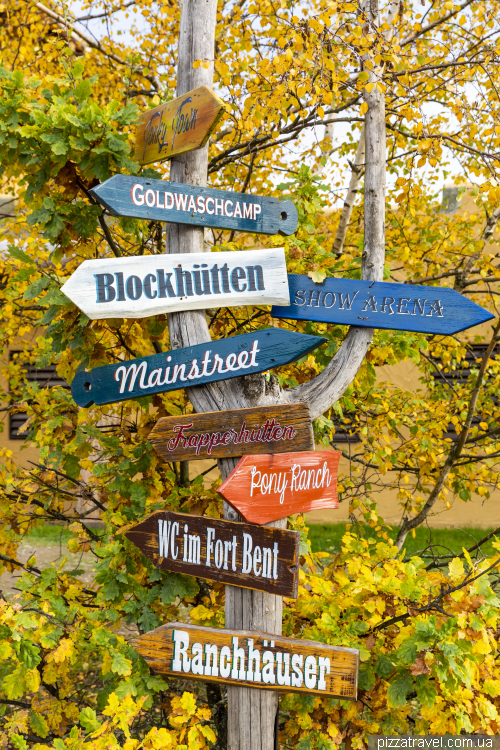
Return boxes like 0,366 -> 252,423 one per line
60,249 -> 289,320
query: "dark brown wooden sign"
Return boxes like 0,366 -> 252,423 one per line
217,450 -> 341,524
132,623 -> 359,698
125,511 -> 300,598
149,403 -> 314,462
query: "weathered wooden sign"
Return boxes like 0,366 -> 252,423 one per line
125,510 -> 300,598
90,176 -> 298,237
132,622 -> 359,698
135,85 -> 226,165
217,450 -> 341,524
71,329 -> 327,407
61,249 -> 289,320
149,403 -> 314,462
271,274 -> 494,335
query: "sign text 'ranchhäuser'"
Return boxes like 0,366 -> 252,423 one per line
135,85 -> 226,165
71,329 -> 327,407
132,623 -> 359,698
61,249 -> 289,320
271,274 -> 494,335
149,403 -> 314,462
218,450 -> 341,524
90,175 -> 298,236
125,511 -> 300,598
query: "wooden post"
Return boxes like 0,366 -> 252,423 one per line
165,0 -> 386,748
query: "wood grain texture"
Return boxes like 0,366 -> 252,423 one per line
271,274 -> 494,335
89,175 -> 298,236
149,403 -> 314,462
135,85 -> 226,165
71,329 -> 327,408
218,451 -> 341,524
132,622 -> 359,699
124,510 -> 300,598
60,248 -> 289,321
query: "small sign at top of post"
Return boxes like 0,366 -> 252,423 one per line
135,85 -> 226,165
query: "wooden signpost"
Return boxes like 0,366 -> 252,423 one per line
60,248 -> 289,321
149,403 -> 314,462
135,85 -> 226,165
125,510 -> 300,598
89,175 -> 298,237
71,329 -> 327,407
271,274 -> 494,335
217,450 -> 341,525
132,622 -> 359,699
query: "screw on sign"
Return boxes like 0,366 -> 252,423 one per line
217,450 -> 341,525
148,403 -> 314,462
89,175 -> 298,236
71,329 -> 327,407
132,623 -> 359,699
60,248 -> 290,320
124,511 -> 300,598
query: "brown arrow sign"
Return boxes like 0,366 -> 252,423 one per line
148,403 -> 314,462
124,510 -> 300,598
217,450 -> 341,525
135,85 -> 226,165
132,622 -> 359,699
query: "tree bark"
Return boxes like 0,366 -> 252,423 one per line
166,0 -> 386,747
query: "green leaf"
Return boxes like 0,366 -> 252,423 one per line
30,710 -> 49,738
387,673 -> 413,707
308,269 -> 327,283
110,649 -> 132,676
11,735 -> 29,750
79,707 -> 101,733
375,654 -> 395,679
23,275 -> 51,300
7,245 -> 35,265
416,675 -> 438,708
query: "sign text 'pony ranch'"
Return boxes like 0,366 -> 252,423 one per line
132,623 -> 359,698
61,249 -> 289,320
71,329 -> 327,407
271,274 -> 494,335
89,175 -> 298,236
149,403 -> 314,462
218,450 -> 341,524
125,511 -> 300,597
135,85 -> 226,165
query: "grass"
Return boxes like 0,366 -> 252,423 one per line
307,523 -> 500,559
22,524 -> 73,545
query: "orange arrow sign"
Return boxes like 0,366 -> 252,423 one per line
135,85 -> 226,165
217,451 -> 341,525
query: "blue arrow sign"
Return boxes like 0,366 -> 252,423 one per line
271,275 -> 493,335
71,328 -> 326,407
89,175 -> 298,236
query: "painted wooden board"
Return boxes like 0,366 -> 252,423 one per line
125,510 -> 300,598
71,329 -> 327,407
217,451 -> 341,525
90,175 -> 298,237
132,622 -> 359,698
135,85 -> 226,165
149,403 -> 314,462
271,274 -> 494,335
60,248 -> 289,321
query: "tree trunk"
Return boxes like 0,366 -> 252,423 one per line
166,0 -> 386,748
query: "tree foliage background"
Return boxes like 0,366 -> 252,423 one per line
1,0 -> 500,747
